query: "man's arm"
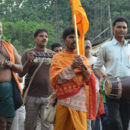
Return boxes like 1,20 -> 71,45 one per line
4,45 -> 23,73
57,65 -> 76,84
57,55 -> 91,84
94,68 -> 104,80
93,46 -> 107,85
82,66 -> 91,83
19,50 -> 34,77
57,56 -> 83,85
19,60 -> 31,77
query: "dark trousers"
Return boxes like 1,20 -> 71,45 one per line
102,97 -> 130,130
101,103 -> 109,130
92,118 -> 101,130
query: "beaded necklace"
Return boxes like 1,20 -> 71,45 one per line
0,40 -> 9,60
0,40 -> 4,53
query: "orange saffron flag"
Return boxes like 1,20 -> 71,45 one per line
70,0 -> 89,55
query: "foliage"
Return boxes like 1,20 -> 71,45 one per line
2,20 -> 55,54
0,0 -> 130,52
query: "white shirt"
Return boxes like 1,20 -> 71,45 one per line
87,56 -> 100,92
94,38 -> 130,77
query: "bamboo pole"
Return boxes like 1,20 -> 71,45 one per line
107,0 -> 112,37
73,14 -> 79,55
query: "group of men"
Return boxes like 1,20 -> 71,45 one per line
0,17 -> 130,130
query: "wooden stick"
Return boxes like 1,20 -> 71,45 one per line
73,14 -> 79,55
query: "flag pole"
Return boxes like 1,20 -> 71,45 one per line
73,14 -> 79,55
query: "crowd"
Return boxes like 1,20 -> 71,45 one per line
0,17 -> 130,130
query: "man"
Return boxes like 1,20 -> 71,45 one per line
85,38 -> 105,130
19,28 -> 54,130
93,17 -> 130,130
50,27 -> 97,130
51,42 -> 62,53
85,38 -> 97,69
0,22 -> 23,130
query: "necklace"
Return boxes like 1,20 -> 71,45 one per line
0,40 -> 4,53
0,41 -> 9,60
34,47 -> 47,52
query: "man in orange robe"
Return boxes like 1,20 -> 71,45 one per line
50,27 -> 97,130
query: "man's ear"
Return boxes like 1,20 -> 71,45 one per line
34,38 -> 36,42
112,27 -> 114,35
126,27 -> 128,34
63,39 -> 65,44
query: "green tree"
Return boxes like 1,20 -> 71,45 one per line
2,20 -> 55,54
0,0 -> 130,47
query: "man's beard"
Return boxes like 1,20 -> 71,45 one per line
0,35 -> 2,39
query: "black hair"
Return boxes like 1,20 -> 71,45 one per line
85,36 -> 89,41
34,29 -> 48,38
113,17 -> 128,27
51,43 -> 62,51
62,27 -> 80,40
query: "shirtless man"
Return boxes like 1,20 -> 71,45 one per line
0,22 -> 23,130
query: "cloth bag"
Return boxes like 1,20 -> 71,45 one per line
12,77 -> 23,110
44,93 -> 57,124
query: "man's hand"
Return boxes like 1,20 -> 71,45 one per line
3,60 -> 23,73
0,60 -> 5,66
71,55 -> 84,69
3,60 -> 13,68
27,51 -> 35,63
93,69 -> 107,91
82,65 -> 91,75
99,73 -> 107,91
99,77 -> 104,88
82,65 -> 91,82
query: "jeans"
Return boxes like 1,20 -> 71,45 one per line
87,92 -> 101,130
101,103 -> 109,130
93,118 -> 101,130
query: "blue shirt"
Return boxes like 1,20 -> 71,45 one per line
94,38 -> 130,77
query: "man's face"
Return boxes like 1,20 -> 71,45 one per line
84,40 -> 92,56
113,22 -> 128,39
54,46 -> 62,53
0,23 -> 3,38
63,34 -> 77,51
34,32 -> 48,48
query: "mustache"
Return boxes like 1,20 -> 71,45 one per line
42,39 -> 46,42
71,42 -> 76,45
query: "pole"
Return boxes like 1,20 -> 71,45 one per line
73,14 -> 79,55
107,0 -> 112,37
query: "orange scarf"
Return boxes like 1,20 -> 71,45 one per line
50,50 -> 97,120
2,40 -> 22,94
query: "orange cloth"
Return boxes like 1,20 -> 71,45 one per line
2,40 -> 22,94
50,50 -> 97,120
97,92 -> 105,118
70,0 -> 89,56
54,104 -> 87,130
